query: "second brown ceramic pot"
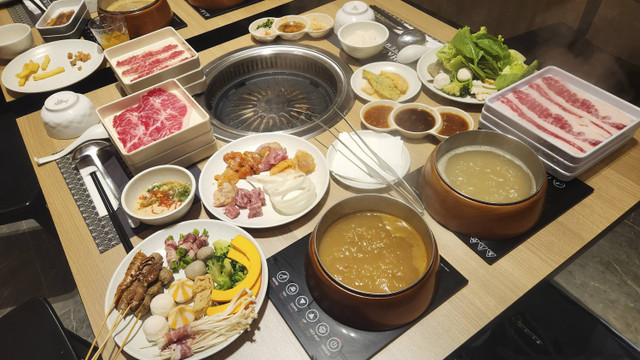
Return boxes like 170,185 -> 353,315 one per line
304,194 -> 440,331
419,130 -> 547,240
187,0 -> 245,10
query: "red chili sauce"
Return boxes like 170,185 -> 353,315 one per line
394,108 -> 435,132
363,105 -> 393,128
437,112 -> 469,136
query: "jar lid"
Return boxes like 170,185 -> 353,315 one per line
44,91 -> 79,112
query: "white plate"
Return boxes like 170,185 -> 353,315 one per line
326,131 -> 411,190
2,39 -> 104,94
351,61 -> 421,103
416,46 -> 484,105
104,219 -> 268,360
199,133 -> 330,228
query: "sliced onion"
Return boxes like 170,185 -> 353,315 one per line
247,170 -> 316,215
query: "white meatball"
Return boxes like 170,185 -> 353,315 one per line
433,73 -> 451,90
457,68 -> 473,82
150,293 -> 176,318
142,315 -> 169,342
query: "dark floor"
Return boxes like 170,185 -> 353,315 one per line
0,204 -> 638,350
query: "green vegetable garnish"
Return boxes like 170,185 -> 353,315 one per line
256,18 -> 273,30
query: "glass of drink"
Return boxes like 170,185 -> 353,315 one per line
88,14 -> 130,49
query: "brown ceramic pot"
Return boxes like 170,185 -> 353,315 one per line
186,0 -> 245,10
304,194 -> 440,331
98,0 -> 173,38
419,130 -> 547,240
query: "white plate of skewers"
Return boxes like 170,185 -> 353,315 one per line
103,219 -> 268,360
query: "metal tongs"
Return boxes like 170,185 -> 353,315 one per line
295,107 -> 425,215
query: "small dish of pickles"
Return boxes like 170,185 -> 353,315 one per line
248,13 -> 334,42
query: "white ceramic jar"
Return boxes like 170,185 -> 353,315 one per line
41,91 -> 100,139
334,1 -> 375,34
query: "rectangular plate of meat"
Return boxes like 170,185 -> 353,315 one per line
484,66 -> 640,165
97,79 -> 212,167
104,27 -> 202,95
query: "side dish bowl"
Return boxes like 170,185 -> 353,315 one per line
337,20 -> 388,59
0,24 -> 33,60
305,194 -> 440,330
122,165 -> 196,226
418,130 -> 547,239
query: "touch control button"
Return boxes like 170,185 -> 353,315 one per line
295,295 -> 309,308
327,337 -> 341,352
305,309 -> 319,322
286,283 -> 299,295
276,271 -> 289,282
316,322 -> 330,336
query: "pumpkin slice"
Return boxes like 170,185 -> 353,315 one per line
211,235 -> 262,303
206,272 -> 262,316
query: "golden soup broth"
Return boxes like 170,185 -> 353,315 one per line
106,0 -> 154,11
438,145 -> 535,203
318,211 -> 428,294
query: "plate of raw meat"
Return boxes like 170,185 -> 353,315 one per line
199,133 -> 330,228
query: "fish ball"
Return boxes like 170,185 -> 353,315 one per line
196,246 -> 215,261
434,73 -> 451,90
150,293 -> 176,318
185,260 -> 207,280
142,315 -> 169,342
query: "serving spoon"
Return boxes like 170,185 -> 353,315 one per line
72,140 -> 140,228
34,124 -> 109,165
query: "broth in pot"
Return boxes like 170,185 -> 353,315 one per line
318,211 -> 428,294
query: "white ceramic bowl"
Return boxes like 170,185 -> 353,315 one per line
432,106 -> 476,141
389,102 -> 442,139
360,99 -> 397,132
304,13 -> 334,38
121,165 -> 196,226
41,91 -> 100,139
0,24 -> 34,60
272,15 -> 310,40
334,0 -> 375,34
338,20 -> 388,59
248,17 -> 278,42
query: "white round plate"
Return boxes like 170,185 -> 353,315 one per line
416,46 -> 484,105
351,61 -> 421,103
1,39 -> 104,94
199,133 -> 330,228
104,219 -> 268,360
326,131 -> 410,190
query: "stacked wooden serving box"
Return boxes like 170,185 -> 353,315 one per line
481,66 -> 640,181
97,27 -> 214,174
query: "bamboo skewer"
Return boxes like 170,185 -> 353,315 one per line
85,299 -> 116,360
91,305 -> 131,360
112,312 -> 142,360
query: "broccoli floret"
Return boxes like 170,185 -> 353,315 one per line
207,260 -> 223,282
231,269 -> 247,285
442,80 -> 471,97
222,258 -> 233,277
215,273 -> 233,290
212,239 -> 231,261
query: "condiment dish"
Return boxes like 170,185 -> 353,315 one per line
389,102 -> 442,139
272,15 -> 309,40
122,165 -> 196,226
433,106 -> 475,141
0,24 -> 33,60
337,20 -> 388,59
248,17 -> 277,42
359,99 -> 397,132
304,13 -> 334,38
36,0 -> 89,39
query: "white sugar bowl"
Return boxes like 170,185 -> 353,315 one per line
41,91 -> 100,140
334,1 -> 375,34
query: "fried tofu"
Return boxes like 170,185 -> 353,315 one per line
193,274 -> 214,295
193,289 -> 212,319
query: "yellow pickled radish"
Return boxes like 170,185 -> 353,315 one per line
167,305 -> 195,329
168,278 -> 194,303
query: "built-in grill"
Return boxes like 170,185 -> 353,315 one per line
196,44 -> 355,141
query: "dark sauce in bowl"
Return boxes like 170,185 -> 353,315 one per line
438,112 -> 469,136
278,21 -> 306,33
394,108 -> 436,132
364,105 -> 393,128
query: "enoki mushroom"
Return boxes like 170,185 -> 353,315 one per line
154,288 -> 258,359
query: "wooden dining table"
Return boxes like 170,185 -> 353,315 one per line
2,0 -> 640,358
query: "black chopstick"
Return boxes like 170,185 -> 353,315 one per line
90,172 -> 134,253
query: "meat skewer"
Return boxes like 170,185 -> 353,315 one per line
90,304 -> 132,360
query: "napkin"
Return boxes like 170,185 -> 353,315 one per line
331,132 -> 404,183
79,165 -> 119,217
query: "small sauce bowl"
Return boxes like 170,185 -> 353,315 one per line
360,99 -> 397,133
390,103 -> 442,139
272,15 -> 310,40
433,106 -> 476,141
305,13 -> 334,38
248,17 -> 278,42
